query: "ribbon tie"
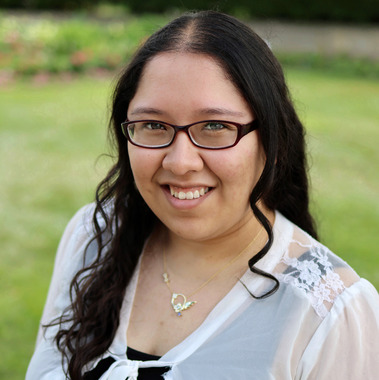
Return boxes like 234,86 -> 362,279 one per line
99,359 -> 140,380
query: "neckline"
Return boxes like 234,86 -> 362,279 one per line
160,212 -> 292,363
109,211 -> 293,364
127,346 -> 161,361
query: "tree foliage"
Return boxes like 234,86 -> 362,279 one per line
1,0 -> 378,23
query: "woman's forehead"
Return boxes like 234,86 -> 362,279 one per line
129,52 -> 253,121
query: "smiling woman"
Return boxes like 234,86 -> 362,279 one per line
26,10 -> 379,380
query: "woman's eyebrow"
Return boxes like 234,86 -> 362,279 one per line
129,107 -> 247,118
198,107 -> 246,118
129,107 -> 165,116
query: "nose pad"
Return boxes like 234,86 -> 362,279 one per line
162,132 -> 204,175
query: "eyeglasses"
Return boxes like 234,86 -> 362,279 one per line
121,119 -> 259,149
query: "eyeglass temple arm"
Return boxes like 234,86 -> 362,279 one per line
241,119 -> 259,137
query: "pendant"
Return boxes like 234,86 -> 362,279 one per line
171,293 -> 196,317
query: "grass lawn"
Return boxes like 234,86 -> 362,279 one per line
0,69 -> 378,378
286,69 -> 379,283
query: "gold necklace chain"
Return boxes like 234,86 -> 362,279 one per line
162,226 -> 264,316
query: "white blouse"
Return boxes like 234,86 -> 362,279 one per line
26,204 -> 379,379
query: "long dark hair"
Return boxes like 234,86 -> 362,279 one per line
51,10 -> 317,379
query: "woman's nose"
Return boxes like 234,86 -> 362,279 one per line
162,132 -> 204,175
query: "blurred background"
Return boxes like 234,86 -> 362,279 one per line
0,1 -> 378,378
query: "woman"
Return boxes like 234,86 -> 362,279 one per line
27,10 -> 379,380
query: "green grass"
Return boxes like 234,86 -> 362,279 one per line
286,68 -> 379,284
0,70 -> 378,378
0,76 -> 112,379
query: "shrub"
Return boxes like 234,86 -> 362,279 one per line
0,13 -> 169,76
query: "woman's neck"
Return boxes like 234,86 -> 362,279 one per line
159,207 -> 274,279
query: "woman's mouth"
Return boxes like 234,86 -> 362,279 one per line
168,185 -> 210,200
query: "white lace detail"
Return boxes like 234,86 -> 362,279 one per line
277,241 -> 345,318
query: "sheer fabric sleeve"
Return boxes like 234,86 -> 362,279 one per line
26,204 -> 96,379
296,279 -> 379,380
37,204 -> 95,344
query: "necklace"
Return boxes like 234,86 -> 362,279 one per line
162,226 -> 264,316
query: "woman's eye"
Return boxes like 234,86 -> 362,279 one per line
143,123 -> 166,130
203,122 -> 228,131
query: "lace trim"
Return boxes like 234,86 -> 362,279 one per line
277,241 -> 345,318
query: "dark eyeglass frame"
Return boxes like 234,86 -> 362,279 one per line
121,119 -> 259,150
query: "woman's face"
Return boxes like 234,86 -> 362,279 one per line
127,52 -> 266,242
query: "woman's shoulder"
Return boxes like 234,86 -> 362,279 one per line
61,201 -> 114,242
55,202 -> 112,269
273,214 -> 370,318
66,203 -> 96,233
35,203 -> 107,334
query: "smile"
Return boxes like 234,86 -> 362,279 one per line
169,185 -> 210,200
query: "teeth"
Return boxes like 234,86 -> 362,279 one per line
169,186 -> 209,200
